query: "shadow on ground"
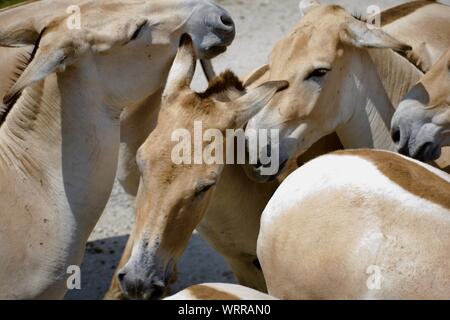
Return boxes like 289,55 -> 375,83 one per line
65,233 -> 235,300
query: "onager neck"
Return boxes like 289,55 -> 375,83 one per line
335,48 -> 397,152
0,58 -> 122,238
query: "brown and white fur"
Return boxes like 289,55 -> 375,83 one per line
258,149 -> 450,299
165,283 -> 277,300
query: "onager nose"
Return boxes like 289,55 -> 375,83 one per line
391,119 -> 410,157
219,13 -> 234,30
117,267 -> 166,300
212,10 -> 235,43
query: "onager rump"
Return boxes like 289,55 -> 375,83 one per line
258,150 -> 450,299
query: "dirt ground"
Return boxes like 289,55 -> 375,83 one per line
65,0 -> 301,300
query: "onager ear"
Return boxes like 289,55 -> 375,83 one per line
0,1 -> 64,47
342,20 -> 411,52
299,0 -> 320,17
0,25 -> 40,48
243,64 -> 270,88
233,80 -> 289,126
163,34 -> 197,100
3,44 -> 71,105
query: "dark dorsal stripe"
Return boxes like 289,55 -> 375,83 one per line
335,150 -> 450,210
188,285 -> 240,300
0,28 -> 44,127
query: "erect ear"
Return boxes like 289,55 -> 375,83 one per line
0,1 -> 58,47
299,0 -> 320,17
233,80 -> 289,126
342,20 -> 411,52
243,64 -> 270,88
162,34 -> 197,100
3,44 -> 71,105
0,25 -> 40,48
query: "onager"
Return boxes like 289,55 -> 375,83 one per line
0,0 -> 235,299
391,48 -> 450,161
258,149 -> 450,299
165,283 -> 277,300
115,35 -> 287,300
245,1 -> 450,182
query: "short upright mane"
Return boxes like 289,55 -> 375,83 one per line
198,70 -> 245,99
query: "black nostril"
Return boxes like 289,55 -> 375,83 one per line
220,14 -> 234,27
415,142 -> 433,161
391,127 -> 401,143
149,284 -> 165,300
253,259 -> 262,271
117,271 -> 126,282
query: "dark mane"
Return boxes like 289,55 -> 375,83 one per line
198,70 -> 245,99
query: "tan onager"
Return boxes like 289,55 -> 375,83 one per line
258,149 -> 450,299
392,47 -> 450,161
114,35 -> 287,300
0,0 -> 235,299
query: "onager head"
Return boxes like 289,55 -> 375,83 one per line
117,35 -> 288,300
0,0 -> 235,109
391,48 -> 450,161
244,1 -> 411,182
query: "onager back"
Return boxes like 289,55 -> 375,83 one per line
258,149 -> 450,299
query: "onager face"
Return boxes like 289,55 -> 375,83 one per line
391,48 -> 450,161
0,0 -> 235,107
244,2 -> 410,182
117,35 -> 287,300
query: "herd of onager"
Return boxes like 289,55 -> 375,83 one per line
0,0 -> 449,300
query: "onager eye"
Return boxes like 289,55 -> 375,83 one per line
305,68 -> 330,81
194,181 -> 216,196
131,21 -> 147,41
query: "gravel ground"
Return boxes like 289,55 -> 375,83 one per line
65,0 -> 301,300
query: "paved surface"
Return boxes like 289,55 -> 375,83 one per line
65,0 -> 302,300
